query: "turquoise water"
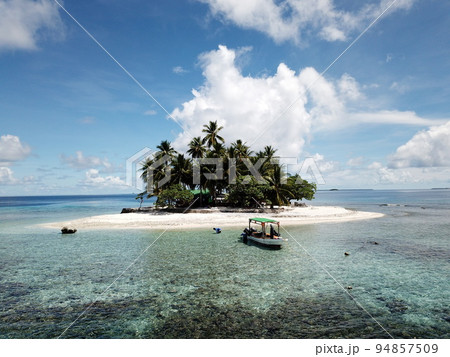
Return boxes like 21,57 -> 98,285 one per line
0,191 -> 449,338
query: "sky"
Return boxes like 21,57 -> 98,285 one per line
1,0 -> 450,195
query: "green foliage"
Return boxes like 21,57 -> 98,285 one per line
225,177 -> 268,208
202,120 -> 224,148
141,122 -> 317,208
286,174 -> 317,201
155,184 -> 194,208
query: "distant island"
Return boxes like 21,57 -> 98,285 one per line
137,120 -> 316,210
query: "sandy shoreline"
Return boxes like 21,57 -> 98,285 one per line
40,206 -> 384,231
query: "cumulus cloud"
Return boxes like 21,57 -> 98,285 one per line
171,45 -> 313,156
368,161 -> 383,170
198,0 -> 416,44
370,165 -> 450,187
0,134 -> 31,163
0,0 -> 63,51
388,121 -> 450,168
61,151 -> 117,172
309,153 -> 340,173
170,46 -> 441,157
347,156 -> 365,167
0,166 -> 37,186
0,166 -> 17,184
83,169 -> 125,187
300,155 -> 446,188
338,74 -> 362,101
0,134 -> 31,186
305,151 -> 450,188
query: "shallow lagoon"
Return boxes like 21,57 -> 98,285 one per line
0,191 -> 449,338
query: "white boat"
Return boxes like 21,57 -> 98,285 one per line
241,218 -> 284,248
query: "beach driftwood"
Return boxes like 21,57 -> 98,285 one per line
61,227 -> 77,234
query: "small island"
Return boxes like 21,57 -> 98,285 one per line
42,121 -> 384,231
42,205 -> 383,231
134,120 -> 317,211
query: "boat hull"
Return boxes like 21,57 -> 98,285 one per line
247,235 -> 284,248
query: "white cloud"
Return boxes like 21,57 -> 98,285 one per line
171,46 -> 441,157
368,161 -> 383,170
83,169 -> 125,187
349,111 -> 448,127
338,73 -> 362,101
173,66 -> 188,74
302,152 -> 450,188
0,0 -> 63,51
198,0 -> 416,44
347,157 -> 365,167
0,134 -> 31,163
61,151 -> 117,172
319,25 -> 346,42
310,153 -> 340,173
388,121 -> 450,168
301,158 -> 448,188
0,166 -> 17,184
371,166 -> 450,187
390,82 -> 407,93
171,45 -> 312,157
144,109 -> 157,116
0,134 -> 32,186
0,166 -> 37,185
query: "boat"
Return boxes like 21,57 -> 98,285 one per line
241,218 -> 284,248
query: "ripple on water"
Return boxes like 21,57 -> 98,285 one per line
0,207 -> 449,338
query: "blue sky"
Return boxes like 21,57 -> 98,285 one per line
1,0 -> 450,195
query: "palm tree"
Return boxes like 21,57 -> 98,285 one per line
264,164 -> 293,208
232,139 -> 252,159
140,140 -> 176,195
202,120 -> 224,148
171,154 -> 193,188
140,156 -> 168,196
254,145 -> 278,179
263,145 -> 277,159
210,142 -> 226,158
187,136 -> 208,206
226,145 -> 236,159
203,143 -> 227,205
140,157 -> 154,186
187,137 -> 206,158
230,139 -> 253,178
155,140 -> 177,160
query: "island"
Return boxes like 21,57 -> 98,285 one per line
42,121 -> 384,231
41,205 -> 383,231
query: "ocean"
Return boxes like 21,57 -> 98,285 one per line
0,190 -> 448,338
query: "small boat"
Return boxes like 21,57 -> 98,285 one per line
241,218 -> 284,248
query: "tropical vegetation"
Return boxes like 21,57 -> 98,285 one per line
139,121 -> 316,208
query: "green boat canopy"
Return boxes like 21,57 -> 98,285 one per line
249,217 -> 279,223
189,189 -> 210,195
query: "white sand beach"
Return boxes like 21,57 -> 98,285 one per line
40,206 -> 384,231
